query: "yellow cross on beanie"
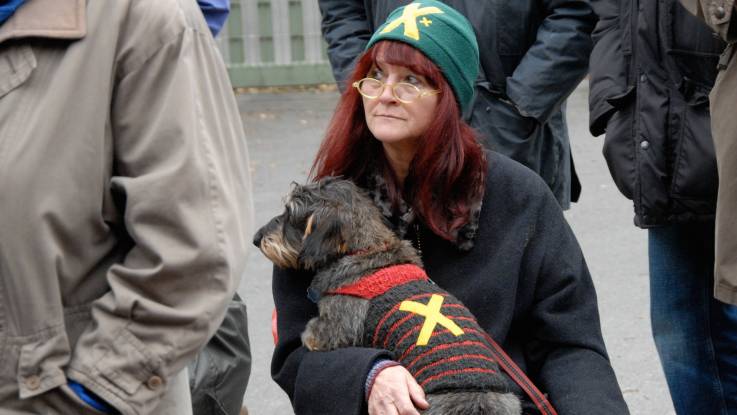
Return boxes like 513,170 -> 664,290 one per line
366,0 -> 479,114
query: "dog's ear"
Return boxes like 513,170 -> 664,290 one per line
298,204 -> 351,270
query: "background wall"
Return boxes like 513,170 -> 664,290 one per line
216,0 -> 333,87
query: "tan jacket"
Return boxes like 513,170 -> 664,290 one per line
680,0 -> 737,304
0,0 -> 253,413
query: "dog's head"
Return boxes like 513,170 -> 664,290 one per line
253,177 -> 395,270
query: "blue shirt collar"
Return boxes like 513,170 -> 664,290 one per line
0,0 -> 27,25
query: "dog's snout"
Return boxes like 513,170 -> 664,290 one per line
254,216 -> 282,247
253,228 -> 264,247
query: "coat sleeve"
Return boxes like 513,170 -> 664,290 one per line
522,190 -> 630,414
271,266 -> 393,415
67,7 -> 254,415
318,0 -> 373,89
588,0 -> 633,136
505,0 -> 597,124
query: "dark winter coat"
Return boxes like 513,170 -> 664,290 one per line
588,0 -> 725,227
188,294 -> 251,415
317,0 -> 597,209
271,152 -> 629,415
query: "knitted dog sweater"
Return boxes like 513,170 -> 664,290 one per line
327,264 -> 507,394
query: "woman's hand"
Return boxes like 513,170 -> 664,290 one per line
368,365 -> 429,415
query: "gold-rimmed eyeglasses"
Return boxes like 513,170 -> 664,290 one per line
352,77 -> 441,103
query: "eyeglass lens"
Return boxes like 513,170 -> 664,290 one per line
358,79 -> 420,101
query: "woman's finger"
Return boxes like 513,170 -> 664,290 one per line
369,366 -> 421,415
393,395 -> 422,415
405,373 -> 429,410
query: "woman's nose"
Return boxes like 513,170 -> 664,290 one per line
378,82 -> 397,103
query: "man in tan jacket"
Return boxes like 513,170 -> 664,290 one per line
680,0 -> 737,306
0,0 -> 253,414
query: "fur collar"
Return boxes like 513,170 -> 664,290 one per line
363,167 -> 482,251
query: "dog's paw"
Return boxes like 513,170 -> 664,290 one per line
301,332 -> 323,351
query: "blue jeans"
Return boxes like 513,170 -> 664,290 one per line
649,222 -> 737,415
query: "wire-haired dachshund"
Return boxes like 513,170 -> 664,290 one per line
254,178 -> 521,415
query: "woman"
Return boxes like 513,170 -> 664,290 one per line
271,1 -> 628,414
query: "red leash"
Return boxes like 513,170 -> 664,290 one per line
481,332 -> 558,415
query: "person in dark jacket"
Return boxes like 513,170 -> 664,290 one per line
317,0 -> 596,211
188,294 -> 251,415
269,2 -> 628,414
588,0 -> 737,413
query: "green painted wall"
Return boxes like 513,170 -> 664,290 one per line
222,0 -> 335,87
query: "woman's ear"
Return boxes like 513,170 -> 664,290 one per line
298,205 -> 351,270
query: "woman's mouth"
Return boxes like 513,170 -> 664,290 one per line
375,114 -> 404,120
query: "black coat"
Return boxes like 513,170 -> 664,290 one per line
588,0 -> 724,227
270,152 -> 629,415
318,0 -> 597,209
187,294 -> 251,415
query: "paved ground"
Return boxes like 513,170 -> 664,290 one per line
235,81 -> 676,415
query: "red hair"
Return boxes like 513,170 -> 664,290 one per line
311,41 -> 487,242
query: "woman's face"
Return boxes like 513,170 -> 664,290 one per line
361,59 -> 439,157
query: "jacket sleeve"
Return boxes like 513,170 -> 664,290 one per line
271,266 -> 392,415
522,190 -> 630,414
318,0 -> 373,89
67,8 -> 254,415
505,0 -> 597,124
588,0 -> 632,136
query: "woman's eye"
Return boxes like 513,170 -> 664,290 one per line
406,75 -> 422,86
371,69 -> 384,80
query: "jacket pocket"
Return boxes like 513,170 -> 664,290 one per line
0,44 -> 36,99
602,87 -> 637,200
669,98 -> 718,202
665,0 -> 724,87
470,87 -> 540,160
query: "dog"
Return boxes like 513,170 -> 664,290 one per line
254,178 -> 521,415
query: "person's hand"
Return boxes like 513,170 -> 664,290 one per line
367,365 -> 429,415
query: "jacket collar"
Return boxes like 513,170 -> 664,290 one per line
0,0 -> 85,45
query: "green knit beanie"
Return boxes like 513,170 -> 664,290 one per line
366,0 -> 479,114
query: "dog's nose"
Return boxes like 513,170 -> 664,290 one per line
253,229 -> 263,247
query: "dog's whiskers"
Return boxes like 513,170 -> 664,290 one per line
259,234 -> 300,269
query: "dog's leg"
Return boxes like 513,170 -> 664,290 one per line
302,296 -> 370,351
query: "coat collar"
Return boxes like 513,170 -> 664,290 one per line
0,0 -> 85,45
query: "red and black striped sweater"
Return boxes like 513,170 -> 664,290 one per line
327,264 -> 508,394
